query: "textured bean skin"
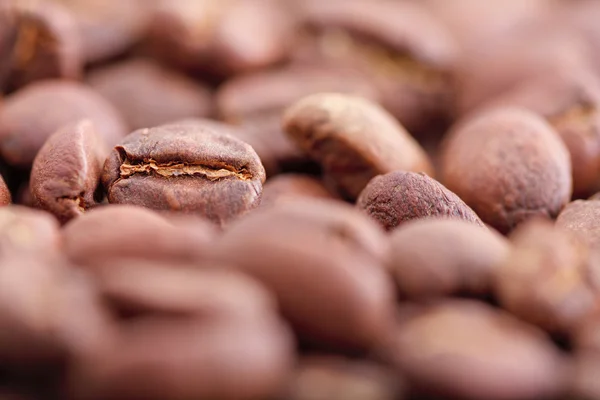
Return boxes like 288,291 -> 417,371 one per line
283,93 -> 433,199
102,123 -> 266,225
0,80 -> 127,168
441,107 -> 572,234
211,199 -> 394,350
387,218 -> 509,299
357,171 -> 484,231
0,174 -> 10,207
30,120 -> 106,224
557,200 -> 600,251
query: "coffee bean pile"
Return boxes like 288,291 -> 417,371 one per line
1,0 -> 600,399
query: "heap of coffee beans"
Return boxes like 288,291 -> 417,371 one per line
2,0 -> 600,399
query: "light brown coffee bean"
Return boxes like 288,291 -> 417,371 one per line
211,198 -> 394,350
557,200 -> 600,251
283,93 -> 433,199
441,107 -> 572,234
383,300 -> 569,400
62,205 -> 216,267
30,120 -> 106,224
387,218 -> 509,299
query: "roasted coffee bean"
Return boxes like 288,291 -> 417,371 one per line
0,206 -> 61,256
455,29 -> 590,115
30,120 -> 106,224
495,219 -> 600,336
482,66 -> 600,198
146,0 -> 295,77
283,356 -> 403,400
283,93 -> 433,199
382,300 -> 569,400
357,171 -> 484,231
387,218 -> 509,299
298,0 -> 457,136
54,0 -> 151,64
441,107 -> 572,234
0,175 -> 10,207
93,260 -> 275,320
0,0 -> 82,93
261,174 -> 336,207
0,80 -> 127,168
66,317 -> 295,400
87,59 -> 213,131
211,199 -> 394,351
557,200 -> 600,251
102,123 -> 266,225
62,205 -> 215,267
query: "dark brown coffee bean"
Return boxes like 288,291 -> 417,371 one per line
283,93 -> 433,200
0,80 -> 127,168
66,317 -> 295,400
441,107 -> 572,234
455,29 -> 590,115
284,356 -> 403,400
0,206 -> 61,256
146,0 -> 296,77
54,0 -> 151,63
387,218 -> 509,299
298,0 -> 457,136
382,300 -> 569,400
101,123 -> 266,225
357,171 -> 484,231
30,120 -> 106,224
261,174 -> 336,207
211,199 -> 394,351
0,174 -> 10,207
87,59 -> 213,131
557,200 -> 600,251
93,260 -> 275,320
0,0 -> 82,93
495,219 -> 600,336
62,205 -> 216,267
482,66 -> 600,198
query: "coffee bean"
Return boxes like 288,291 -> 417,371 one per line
54,0 -> 151,64
211,198 -> 394,350
284,356 -> 403,400
482,66 -> 600,198
387,218 -> 509,299
66,317 -> 295,400
261,174 -> 336,207
30,120 -> 106,224
0,174 -> 10,207
382,300 -> 569,400
0,0 -> 82,93
495,219 -> 600,336
298,0 -> 457,136
62,205 -> 216,267
87,59 -> 213,130
0,80 -> 127,168
441,107 -> 572,234
283,93 -> 433,199
357,171 -> 484,231
146,0 -> 295,77
557,200 -> 600,251
92,260 -> 276,320
102,122 -> 265,225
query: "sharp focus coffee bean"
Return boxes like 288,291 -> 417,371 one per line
441,107 -> 573,234
30,120 -> 106,224
102,123 -> 266,225
0,0 -> 82,93
87,59 -> 214,131
283,93 -> 433,199
357,171 -> 484,231
0,80 -> 127,168
387,218 -> 509,299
